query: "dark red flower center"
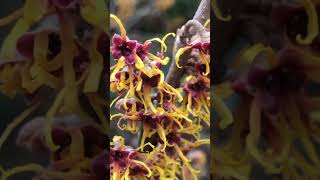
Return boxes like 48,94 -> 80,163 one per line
262,64 -> 305,96
119,43 -> 133,57
140,114 -> 158,129
110,149 -> 130,167
112,151 -> 123,161
190,82 -> 205,92
136,43 -> 150,59
166,132 -> 181,144
248,55 -> 306,97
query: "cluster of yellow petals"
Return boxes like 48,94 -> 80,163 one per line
110,14 -> 210,180
109,14 -> 182,113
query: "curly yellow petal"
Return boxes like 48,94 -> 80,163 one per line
211,0 -> 231,21
296,0 -> 319,45
161,33 -> 175,53
110,14 -> 127,39
0,103 -> 39,151
175,46 -> 192,68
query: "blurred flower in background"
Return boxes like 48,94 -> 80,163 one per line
212,0 -> 320,179
0,0 -> 108,179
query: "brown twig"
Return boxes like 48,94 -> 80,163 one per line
194,0 -> 211,24
165,0 -> 210,88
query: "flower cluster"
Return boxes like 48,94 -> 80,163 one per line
213,0 -> 320,179
110,13 -> 210,179
0,0 -> 108,179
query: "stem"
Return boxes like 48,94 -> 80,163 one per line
138,0 -> 210,148
165,0 -> 210,87
194,0 -> 211,24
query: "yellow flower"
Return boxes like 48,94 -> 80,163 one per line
110,136 -> 152,180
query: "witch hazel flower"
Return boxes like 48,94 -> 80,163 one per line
182,75 -> 210,125
110,12 -> 210,179
0,0 -> 109,179
176,41 -> 210,76
110,136 -> 153,179
173,29 -> 210,123
110,14 -> 166,80
110,14 -> 182,113
226,43 -> 320,178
